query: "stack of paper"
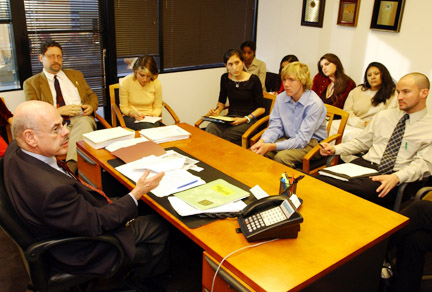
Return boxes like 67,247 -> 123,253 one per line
83,127 -> 135,149
106,137 -> 149,152
318,163 -> 378,181
140,125 -> 190,143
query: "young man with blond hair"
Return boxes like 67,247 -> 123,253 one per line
251,62 -> 327,167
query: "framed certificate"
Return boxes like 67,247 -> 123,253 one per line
370,0 -> 405,32
301,0 -> 326,28
337,0 -> 361,27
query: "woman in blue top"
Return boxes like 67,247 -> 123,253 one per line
206,49 -> 265,145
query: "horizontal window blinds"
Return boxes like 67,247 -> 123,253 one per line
24,0 -> 106,105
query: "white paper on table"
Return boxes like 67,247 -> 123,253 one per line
132,155 -> 186,173
151,169 -> 205,197
135,116 -> 162,124
250,185 -> 270,200
168,196 -> 246,216
105,137 -> 149,152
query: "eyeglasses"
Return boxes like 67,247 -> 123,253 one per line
44,54 -> 63,61
51,120 -> 69,135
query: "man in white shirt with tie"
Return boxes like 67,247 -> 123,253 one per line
24,40 -> 98,173
319,73 -> 432,208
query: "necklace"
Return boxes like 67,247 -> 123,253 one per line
235,81 -> 240,88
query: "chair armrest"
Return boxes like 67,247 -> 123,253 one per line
415,186 -> 432,200
95,113 -> 112,129
162,102 -> 180,124
241,115 -> 270,148
194,117 -> 204,128
111,104 -> 126,128
25,235 -> 125,278
250,129 -> 266,146
302,134 -> 342,174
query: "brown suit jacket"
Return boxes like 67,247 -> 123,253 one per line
23,69 -> 98,112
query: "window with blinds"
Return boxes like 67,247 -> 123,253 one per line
24,0 -> 106,105
113,0 -> 256,74
0,0 -> 20,91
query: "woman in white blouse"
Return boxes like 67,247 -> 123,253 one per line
343,62 -> 397,129
336,62 -> 398,162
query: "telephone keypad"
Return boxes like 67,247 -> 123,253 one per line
245,207 -> 286,233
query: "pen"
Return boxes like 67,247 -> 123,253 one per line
177,180 -> 198,189
405,142 -> 407,150
131,105 -> 142,117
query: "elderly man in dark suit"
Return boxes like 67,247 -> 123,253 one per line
24,40 -> 98,174
4,100 -> 169,290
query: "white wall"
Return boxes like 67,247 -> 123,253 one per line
257,0 -> 432,109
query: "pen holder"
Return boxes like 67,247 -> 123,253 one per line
279,176 -> 297,197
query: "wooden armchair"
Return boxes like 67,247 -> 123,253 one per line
195,92 -> 277,149
109,83 -> 180,128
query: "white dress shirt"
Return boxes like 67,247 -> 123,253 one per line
43,69 -> 82,107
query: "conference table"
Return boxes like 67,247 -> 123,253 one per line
76,123 -> 408,292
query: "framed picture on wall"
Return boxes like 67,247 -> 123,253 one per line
301,0 -> 326,28
337,0 -> 360,27
370,0 -> 405,32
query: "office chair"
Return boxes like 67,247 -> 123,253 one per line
0,158 -> 128,292
109,83 -> 180,128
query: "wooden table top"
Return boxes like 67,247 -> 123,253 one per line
77,123 -> 408,292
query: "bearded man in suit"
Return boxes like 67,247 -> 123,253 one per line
24,40 -> 98,174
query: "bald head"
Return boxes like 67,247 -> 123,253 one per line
12,101 -> 57,140
400,72 -> 430,92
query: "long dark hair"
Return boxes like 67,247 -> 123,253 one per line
318,53 -> 354,103
223,49 -> 244,64
361,62 -> 395,106
279,55 -> 299,75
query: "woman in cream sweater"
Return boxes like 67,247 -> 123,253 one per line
119,55 -> 163,130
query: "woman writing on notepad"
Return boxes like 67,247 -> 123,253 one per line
205,49 -> 265,145
119,55 -> 163,130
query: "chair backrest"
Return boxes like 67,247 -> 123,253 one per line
263,91 -> 277,116
265,72 -> 280,93
325,104 -> 349,145
0,158 -> 53,290
1,97 -> 13,143
109,83 -> 121,127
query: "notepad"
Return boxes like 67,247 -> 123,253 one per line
134,116 -> 162,124
174,179 -> 250,211
318,163 -> 378,181
202,116 -> 235,124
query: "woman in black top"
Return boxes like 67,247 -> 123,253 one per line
206,49 -> 265,145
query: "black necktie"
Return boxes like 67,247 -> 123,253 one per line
378,114 -> 409,174
54,75 -> 70,124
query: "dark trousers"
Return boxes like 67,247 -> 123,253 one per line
129,214 -> 170,280
389,200 -> 432,292
317,157 -> 397,208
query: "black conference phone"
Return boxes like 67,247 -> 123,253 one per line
237,195 -> 303,242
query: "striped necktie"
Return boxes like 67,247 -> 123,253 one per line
378,114 -> 409,174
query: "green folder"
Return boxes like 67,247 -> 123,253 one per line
174,179 -> 250,210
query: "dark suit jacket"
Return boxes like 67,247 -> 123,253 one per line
4,141 -> 136,275
23,69 -> 99,112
